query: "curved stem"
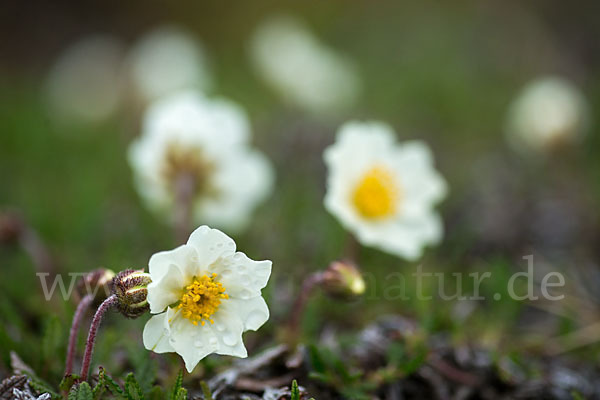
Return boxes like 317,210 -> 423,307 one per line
80,295 -> 117,381
288,272 -> 323,335
64,294 -> 93,376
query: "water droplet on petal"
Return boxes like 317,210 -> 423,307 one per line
222,332 -> 239,346
209,337 -> 218,346
215,322 -> 226,332
238,289 -> 254,300
194,340 -> 203,348
221,269 -> 233,279
245,310 -> 267,330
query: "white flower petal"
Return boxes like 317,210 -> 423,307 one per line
167,308 -> 220,373
147,264 -> 185,314
212,253 -> 271,299
148,244 -> 197,282
143,313 -> 174,354
212,309 -> 247,358
223,296 -> 270,331
186,226 -> 237,269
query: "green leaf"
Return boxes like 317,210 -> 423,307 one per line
290,380 -> 300,400
59,374 -> 80,393
68,382 -> 93,400
170,369 -> 184,400
200,381 -> 213,400
124,373 -> 145,400
174,387 -> 187,400
99,367 -> 124,397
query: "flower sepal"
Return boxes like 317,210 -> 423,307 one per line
111,269 -> 152,318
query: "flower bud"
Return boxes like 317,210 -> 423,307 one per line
75,268 -> 115,304
111,269 -> 152,318
320,260 -> 365,299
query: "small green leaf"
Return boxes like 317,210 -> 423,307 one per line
59,374 -> 80,393
68,382 -> 93,400
124,373 -> 145,400
290,380 -> 300,400
99,367 -> 124,397
200,381 -> 213,400
174,387 -> 187,400
170,369 -> 184,400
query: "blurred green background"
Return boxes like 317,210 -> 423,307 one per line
1,0 -> 600,396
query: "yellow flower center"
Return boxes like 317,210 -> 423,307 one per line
352,166 -> 399,219
177,273 -> 228,326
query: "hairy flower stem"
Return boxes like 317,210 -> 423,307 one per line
288,272 -> 324,335
174,172 -> 196,244
64,294 -> 93,376
80,295 -> 118,381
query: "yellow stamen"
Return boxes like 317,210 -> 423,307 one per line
352,166 -> 399,219
177,273 -> 228,326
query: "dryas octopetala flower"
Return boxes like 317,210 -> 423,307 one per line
128,91 -> 274,232
323,121 -> 447,261
142,225 -> 271,372
505,76 -> 589,154
250,15 -> 360,115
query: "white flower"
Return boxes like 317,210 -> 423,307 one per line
127,26 -> 211,103
250,15 -> 360,115
143,225 -> 271,372
323,122 -> 447,260
128,91 -> 274,232
506,76 -> 589,154
45,35 -> 125,124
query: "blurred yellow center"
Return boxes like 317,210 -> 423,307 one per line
352,166 -> 399,219
177,273 -> 228,326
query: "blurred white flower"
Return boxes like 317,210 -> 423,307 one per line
250,15 -> 360,114
128,91 -> 273,232
324,122 -> 447,260
506,76 -> 589,154
143,225 -> 271,372
45,35 -> 125,124
127,26 -> 211,103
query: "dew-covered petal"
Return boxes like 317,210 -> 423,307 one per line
148,244 -> 197,282
211,253 -> 271,299
143,312 -> 174,354
186,225 -> 236,270
211,308 -> 247,358
223,296 -> 269,331
166,308 -> 220,373
147,263 -> 185,314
